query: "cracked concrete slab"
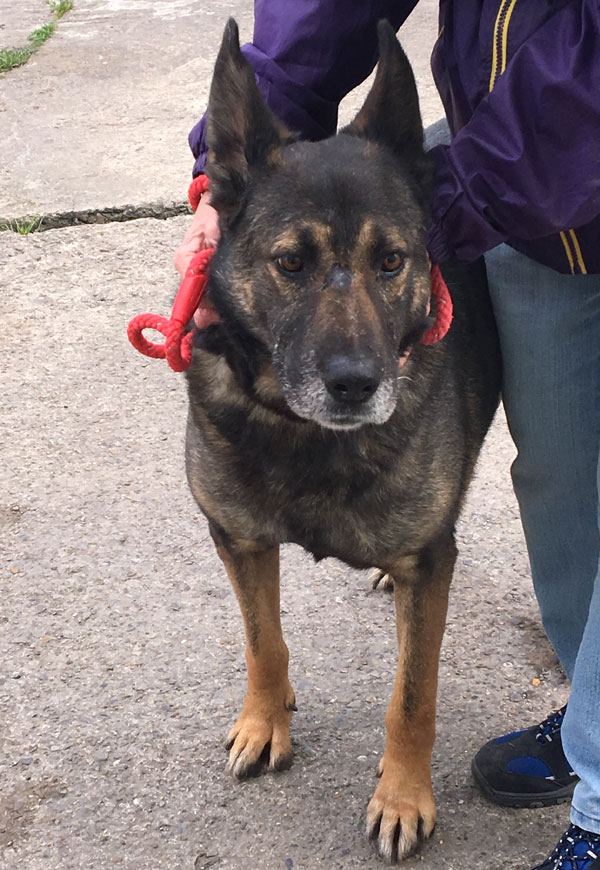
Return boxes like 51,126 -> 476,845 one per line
0,0 -> 251,217
0,0 -> 441,219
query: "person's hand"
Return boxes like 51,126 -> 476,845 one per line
174,190 -> 221,329
174,191 -> 220,278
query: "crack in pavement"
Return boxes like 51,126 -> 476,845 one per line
0,200 -> 192,232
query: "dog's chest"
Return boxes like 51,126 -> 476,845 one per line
187,402 -> 454,570
254,442 -> 448,567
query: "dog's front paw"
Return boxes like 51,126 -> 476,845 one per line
225,681 -> 296,778
366,759 -> 436,862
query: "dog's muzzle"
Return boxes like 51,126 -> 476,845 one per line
319,353 -> 382,406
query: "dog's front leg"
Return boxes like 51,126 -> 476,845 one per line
211,531 -> 296,777
367,537 -> 456,862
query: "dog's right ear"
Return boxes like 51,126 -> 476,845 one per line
205,19 -> 291,223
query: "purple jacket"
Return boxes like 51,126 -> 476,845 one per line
189,0 -> 600,274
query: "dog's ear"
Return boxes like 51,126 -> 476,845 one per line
205,19 -> 292,222
343,21 -> 431,196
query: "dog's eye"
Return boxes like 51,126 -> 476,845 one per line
381,252 -> 405,274
276,254 -> 304,274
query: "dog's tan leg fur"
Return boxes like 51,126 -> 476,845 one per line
367,538 -> 456,862
215,540 -> 296,777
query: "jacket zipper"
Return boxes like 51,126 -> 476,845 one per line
489,0 -> 518,92
488,1 -> 588,274
560,230 -> 588,275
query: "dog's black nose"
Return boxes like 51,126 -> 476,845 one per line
321,355 -> 381,404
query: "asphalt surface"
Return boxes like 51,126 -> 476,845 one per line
1,2 -> 571,868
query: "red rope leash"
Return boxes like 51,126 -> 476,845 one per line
127,175 -> 213,372
187,174 -> 207,212
127,176 -> 452,373
421,264 -> 453,345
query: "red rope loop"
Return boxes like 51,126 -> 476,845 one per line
127,246 -> 214,372
188,174 -> 210,211
127,174 -> 213,372
421,264 -> 453,345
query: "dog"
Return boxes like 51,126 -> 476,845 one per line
184,18 -> 501,863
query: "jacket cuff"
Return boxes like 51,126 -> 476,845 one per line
428,145 -> 506,263
191,153 -> 207,179
188,116 -> 208,178
426,223 -> 451,266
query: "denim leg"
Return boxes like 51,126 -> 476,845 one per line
565,451 -> 600,832
484,243 -> 600,831
424,117 -> 451,150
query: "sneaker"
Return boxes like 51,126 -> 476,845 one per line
472,705 -> 579,807
531,824 -> 600,869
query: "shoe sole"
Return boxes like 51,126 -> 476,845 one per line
471,758 -> 578,808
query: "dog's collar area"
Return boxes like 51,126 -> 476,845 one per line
127,179 -> 454,372
398,267 -> 453,367
421,265 -> 453,345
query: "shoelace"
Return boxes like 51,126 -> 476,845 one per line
536,704 -> 568,745
535,824 -> 600,869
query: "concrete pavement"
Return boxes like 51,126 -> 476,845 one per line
1,3 -> 570,868
0,0 -> 440,219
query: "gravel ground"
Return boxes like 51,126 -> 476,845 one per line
1,220 -> 570,869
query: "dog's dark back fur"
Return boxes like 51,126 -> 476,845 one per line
185,20 -> 501,572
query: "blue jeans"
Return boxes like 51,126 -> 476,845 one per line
424,119 -> 600,833
484,244 -> 600,833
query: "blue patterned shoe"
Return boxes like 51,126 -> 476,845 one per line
472,705 -> 578,807
531,825 -> 600,869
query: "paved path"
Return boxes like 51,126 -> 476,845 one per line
1,3 -> 569,868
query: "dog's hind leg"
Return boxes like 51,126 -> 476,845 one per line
211,530 -> 296,778
370,568 -> 394,592
367,536 -> 456,862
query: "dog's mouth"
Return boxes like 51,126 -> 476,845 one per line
315,412 -> 382,431
273,326 -> 422,431
281,373 -> 399,431
397,316 -> 432,363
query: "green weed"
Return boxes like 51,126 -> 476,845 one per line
28,22 -> 56,47
0,46 -> 33,73
0,1 -> 73,74
48,0 -> 74,18
0,216 -> 44,234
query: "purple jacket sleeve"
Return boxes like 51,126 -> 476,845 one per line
189,0 -> 418,176
427,0 -> 600,264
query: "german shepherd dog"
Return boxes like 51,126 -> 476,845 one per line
185,19 -> 501,863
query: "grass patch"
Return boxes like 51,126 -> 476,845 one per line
0,216 -> 44,234
48,0 -> 74,19
0,1 -> 73,74
0,47 -> 34,73
28,22 -> 56,48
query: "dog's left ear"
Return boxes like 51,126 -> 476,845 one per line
205,19 -> 293,223
343,21 -> 432,199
